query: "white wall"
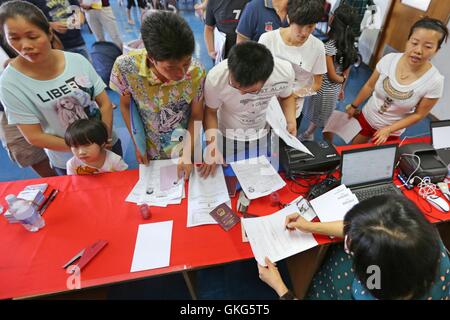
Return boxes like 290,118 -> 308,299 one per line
430,20 -> 450,120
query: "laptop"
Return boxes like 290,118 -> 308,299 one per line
340,144 -> 403,201
431,120 -> 450,166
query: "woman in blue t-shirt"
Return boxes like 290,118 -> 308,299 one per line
0,1 -> 121,175
258,195 -> 450,300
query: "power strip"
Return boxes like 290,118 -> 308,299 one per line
306,176 -> 340,200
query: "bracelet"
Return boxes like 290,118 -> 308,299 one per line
345,103 -> 358,111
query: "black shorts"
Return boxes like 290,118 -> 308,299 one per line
127,0 -> 147,9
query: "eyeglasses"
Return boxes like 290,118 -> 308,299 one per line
228,75 -> 264,95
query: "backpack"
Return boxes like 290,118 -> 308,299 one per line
90,41 -> 122,88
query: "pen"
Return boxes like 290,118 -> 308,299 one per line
39,189 -> 58,216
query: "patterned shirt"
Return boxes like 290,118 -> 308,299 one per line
110,49 -> 205,160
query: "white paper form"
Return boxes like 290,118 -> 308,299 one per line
310,184 -> 359,223
126,161 -> 184,207
231,155 -> 286,200
266,96 -> 312,155
242,205 -> 318,266
323,111 -> 362,144
214,28 -> 226,65
187,166 -> 231,227
130,221 -> 173,272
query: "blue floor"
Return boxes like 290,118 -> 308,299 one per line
0,1 -> 431,299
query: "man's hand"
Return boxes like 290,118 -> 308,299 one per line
135,148 -> 149,165
50,21 -> 68,34
287,121 -> 297,137
177,157 -> 192,181
197,145 -> 226,179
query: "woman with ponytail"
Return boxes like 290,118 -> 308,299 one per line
299,4 -> 359,142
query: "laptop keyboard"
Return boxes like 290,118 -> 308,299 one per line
354,184 -> 400,201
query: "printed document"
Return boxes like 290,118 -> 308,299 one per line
266,96 -> 312,155
187,166 -> 231,227
242,205 -> 318,266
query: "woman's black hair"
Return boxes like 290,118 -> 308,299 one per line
0,0 -> 62,49
408,17 -> 449,50
328,3 -> 359,70
64,119 -> 108,148
0,0 -> 51,36
343,195 -> 441,300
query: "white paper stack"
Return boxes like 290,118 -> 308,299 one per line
309,184 -> 359,223
126,160 -> 185,207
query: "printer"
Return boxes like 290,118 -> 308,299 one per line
279,140 -> 340,178
398,143 -> 448,184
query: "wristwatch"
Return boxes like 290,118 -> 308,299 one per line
345,103 -> 358,111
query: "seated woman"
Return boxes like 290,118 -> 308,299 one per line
258,195 -> 450,300
345,17 -> 448,145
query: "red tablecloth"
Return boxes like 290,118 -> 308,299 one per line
0,137 -> 448,299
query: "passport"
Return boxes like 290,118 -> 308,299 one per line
209,203 -> 240,231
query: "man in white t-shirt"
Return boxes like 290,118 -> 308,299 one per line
259,0 -> 326,128
201,41 -> 296,178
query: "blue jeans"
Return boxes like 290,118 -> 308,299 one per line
54,139 -> 123,176
66,45 -> 91,62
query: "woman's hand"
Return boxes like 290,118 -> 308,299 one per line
257,257 -> 289,297
285,213 -> 311,233
286,121 -> 297,136
345,104 -> 360,119
373,126 -> 392,145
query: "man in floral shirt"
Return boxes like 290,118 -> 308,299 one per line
110,11 -> 205,179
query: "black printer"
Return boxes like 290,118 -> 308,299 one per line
279,140 -> 340,177
398,143 -> 448,184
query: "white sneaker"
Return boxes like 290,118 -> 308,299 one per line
298,132 -> 314,141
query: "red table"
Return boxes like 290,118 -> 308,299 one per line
0,138 -> 448,299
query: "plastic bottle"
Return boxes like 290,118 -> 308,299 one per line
5,194 -> 45,232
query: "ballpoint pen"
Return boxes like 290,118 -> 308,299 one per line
39,189 -> 59,216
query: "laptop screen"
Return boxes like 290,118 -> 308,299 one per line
431,121 -> 450,150
341,145 -> 397,188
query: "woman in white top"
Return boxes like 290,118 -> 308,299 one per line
346,17 -> 448,145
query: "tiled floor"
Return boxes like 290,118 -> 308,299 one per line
0,1 -> 431,299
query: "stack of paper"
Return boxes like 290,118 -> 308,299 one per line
187,167 -> 231,227
242,205 -> 319,266
309,184 -> 359,223
231,155 -> 286,200
126,160 -> 185,207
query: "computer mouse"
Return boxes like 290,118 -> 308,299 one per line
426,195 -> 450,213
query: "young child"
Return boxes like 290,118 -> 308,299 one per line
65,119 -> 128,175
300,4 -> 359,141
